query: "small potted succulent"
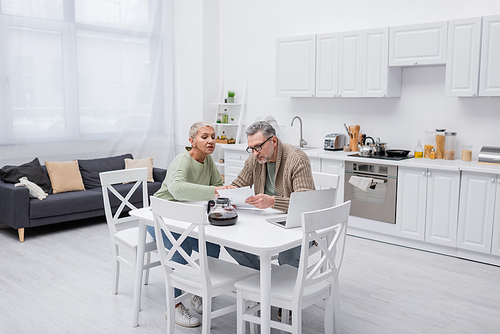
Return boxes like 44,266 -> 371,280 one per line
227,91 -> 236,103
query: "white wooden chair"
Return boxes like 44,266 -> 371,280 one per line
312,171 -> 339,191
99,167 -> 160,296
235,200 -> 351,334
151,196 -> 259,334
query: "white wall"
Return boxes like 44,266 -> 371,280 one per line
213,0 -> 500,160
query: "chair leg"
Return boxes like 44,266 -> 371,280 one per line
202,293 -> 212,334
166,285 -> 175,334
331,280 -> 341,333
112,245 -> 120,295
143,251 -> 152,285
292,306 -> 302,334
236,290 -> 245,334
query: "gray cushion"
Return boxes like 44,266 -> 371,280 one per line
78,153 -> 133,189
0,158 -> 53,194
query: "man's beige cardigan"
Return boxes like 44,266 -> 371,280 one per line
231,138 -> 315,212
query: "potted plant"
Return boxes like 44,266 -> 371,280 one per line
227,91 -> 236,103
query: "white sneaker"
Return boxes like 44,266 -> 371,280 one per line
165,303 -> 200,328
191,295 -> 203,314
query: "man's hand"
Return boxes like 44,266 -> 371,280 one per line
214,185 -> 237,195
245,194 -> 275,209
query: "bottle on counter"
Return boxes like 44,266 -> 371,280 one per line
430,148 -> 436,159
222,109 -> 229,124
414,140 -> 423,158
217,111 -> 223,123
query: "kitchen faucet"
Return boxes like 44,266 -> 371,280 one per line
291,116 -> 307,148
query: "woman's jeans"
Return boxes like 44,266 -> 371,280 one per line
147,225 -> 220,298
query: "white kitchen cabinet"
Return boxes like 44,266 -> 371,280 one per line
275,35 -> 316,97
321,158 -> 344,206
479,15 -> 500,96
424,169 -> 460,247
491,177 -> 500,256
337,28 -> 401,97
309,156 -> 321,173
445,17 -> 482,97
223,148 -> 248,185
389,21 -> 448,66
316,33 -> 339,97
457,172 -> 496,253
338,31 -> 362,97
396,167 -> 460,246
395,167 -> 427,240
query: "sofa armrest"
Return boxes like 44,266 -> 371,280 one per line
153,167 -> 167,183
0,179 -> 31,229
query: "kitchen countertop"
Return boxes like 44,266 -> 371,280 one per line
221,145 -> 500,174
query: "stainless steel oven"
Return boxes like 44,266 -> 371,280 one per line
344,161 -> 398,224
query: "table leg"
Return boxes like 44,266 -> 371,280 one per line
260,254 -> 271,334
132,219 -> 147,327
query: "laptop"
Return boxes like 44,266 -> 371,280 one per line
266,188 -> 337,229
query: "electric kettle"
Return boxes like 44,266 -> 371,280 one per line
207,197 -> 238,226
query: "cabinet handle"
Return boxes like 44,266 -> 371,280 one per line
340,163 -> 344,167
422,171 -> 426,176
492,178 -> 496,183
414,61 -> 418,65
471,92 -> 476,96
427,171 -> 431,176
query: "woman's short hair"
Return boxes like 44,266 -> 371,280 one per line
245,121 -> 276,138
189,121 -> 214,140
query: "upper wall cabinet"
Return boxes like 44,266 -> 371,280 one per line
445,17 -> 482,97
479,15 -> 500,96
315,33 -> 339,97
389,21 -> 448,66
315,28 -> 401,98
275,35 -> 316,97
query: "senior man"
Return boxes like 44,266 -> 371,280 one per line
225,120 -> 315,270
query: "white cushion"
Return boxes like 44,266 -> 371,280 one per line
15,177 -> 48,200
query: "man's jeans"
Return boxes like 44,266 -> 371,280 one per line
147,225 -> 221,297
225,245 -> 302,270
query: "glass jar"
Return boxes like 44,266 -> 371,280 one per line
435,129 -> 446,159
414,140 -> 423,158
424,131 -> 435,158
444,132 -> 457,160
461,145 -> 473,162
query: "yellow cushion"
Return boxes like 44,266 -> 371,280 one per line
124,157 -> 154,182
44,160 -> 85,194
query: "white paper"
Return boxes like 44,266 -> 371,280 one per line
217,186 -> 257,209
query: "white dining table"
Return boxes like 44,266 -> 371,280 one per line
129,206 -> 303,334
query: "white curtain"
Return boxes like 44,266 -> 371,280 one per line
0,0 -> 174,168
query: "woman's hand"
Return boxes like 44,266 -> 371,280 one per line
245,194 -> 275,209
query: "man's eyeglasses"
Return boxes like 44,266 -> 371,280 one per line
246,136 -> 274,154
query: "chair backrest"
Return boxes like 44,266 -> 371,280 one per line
312,171 -> 339,189
293,200 -> 351,304
150,196 -> 210,289
99,167 -> 149,235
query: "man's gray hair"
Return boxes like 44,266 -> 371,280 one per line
245,121 -> 276,138
189,121 -> 214,140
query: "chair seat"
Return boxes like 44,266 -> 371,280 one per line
115,226 -> 156,250
235,264 -> 330,302
172,257 -> 258,290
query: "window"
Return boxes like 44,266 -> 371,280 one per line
0,0 -> 164,144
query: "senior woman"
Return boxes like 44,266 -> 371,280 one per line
147,121 -> 229,328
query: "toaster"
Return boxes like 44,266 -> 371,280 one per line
324,133 -> 345,151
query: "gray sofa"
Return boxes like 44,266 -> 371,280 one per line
0,153 -> 166,242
